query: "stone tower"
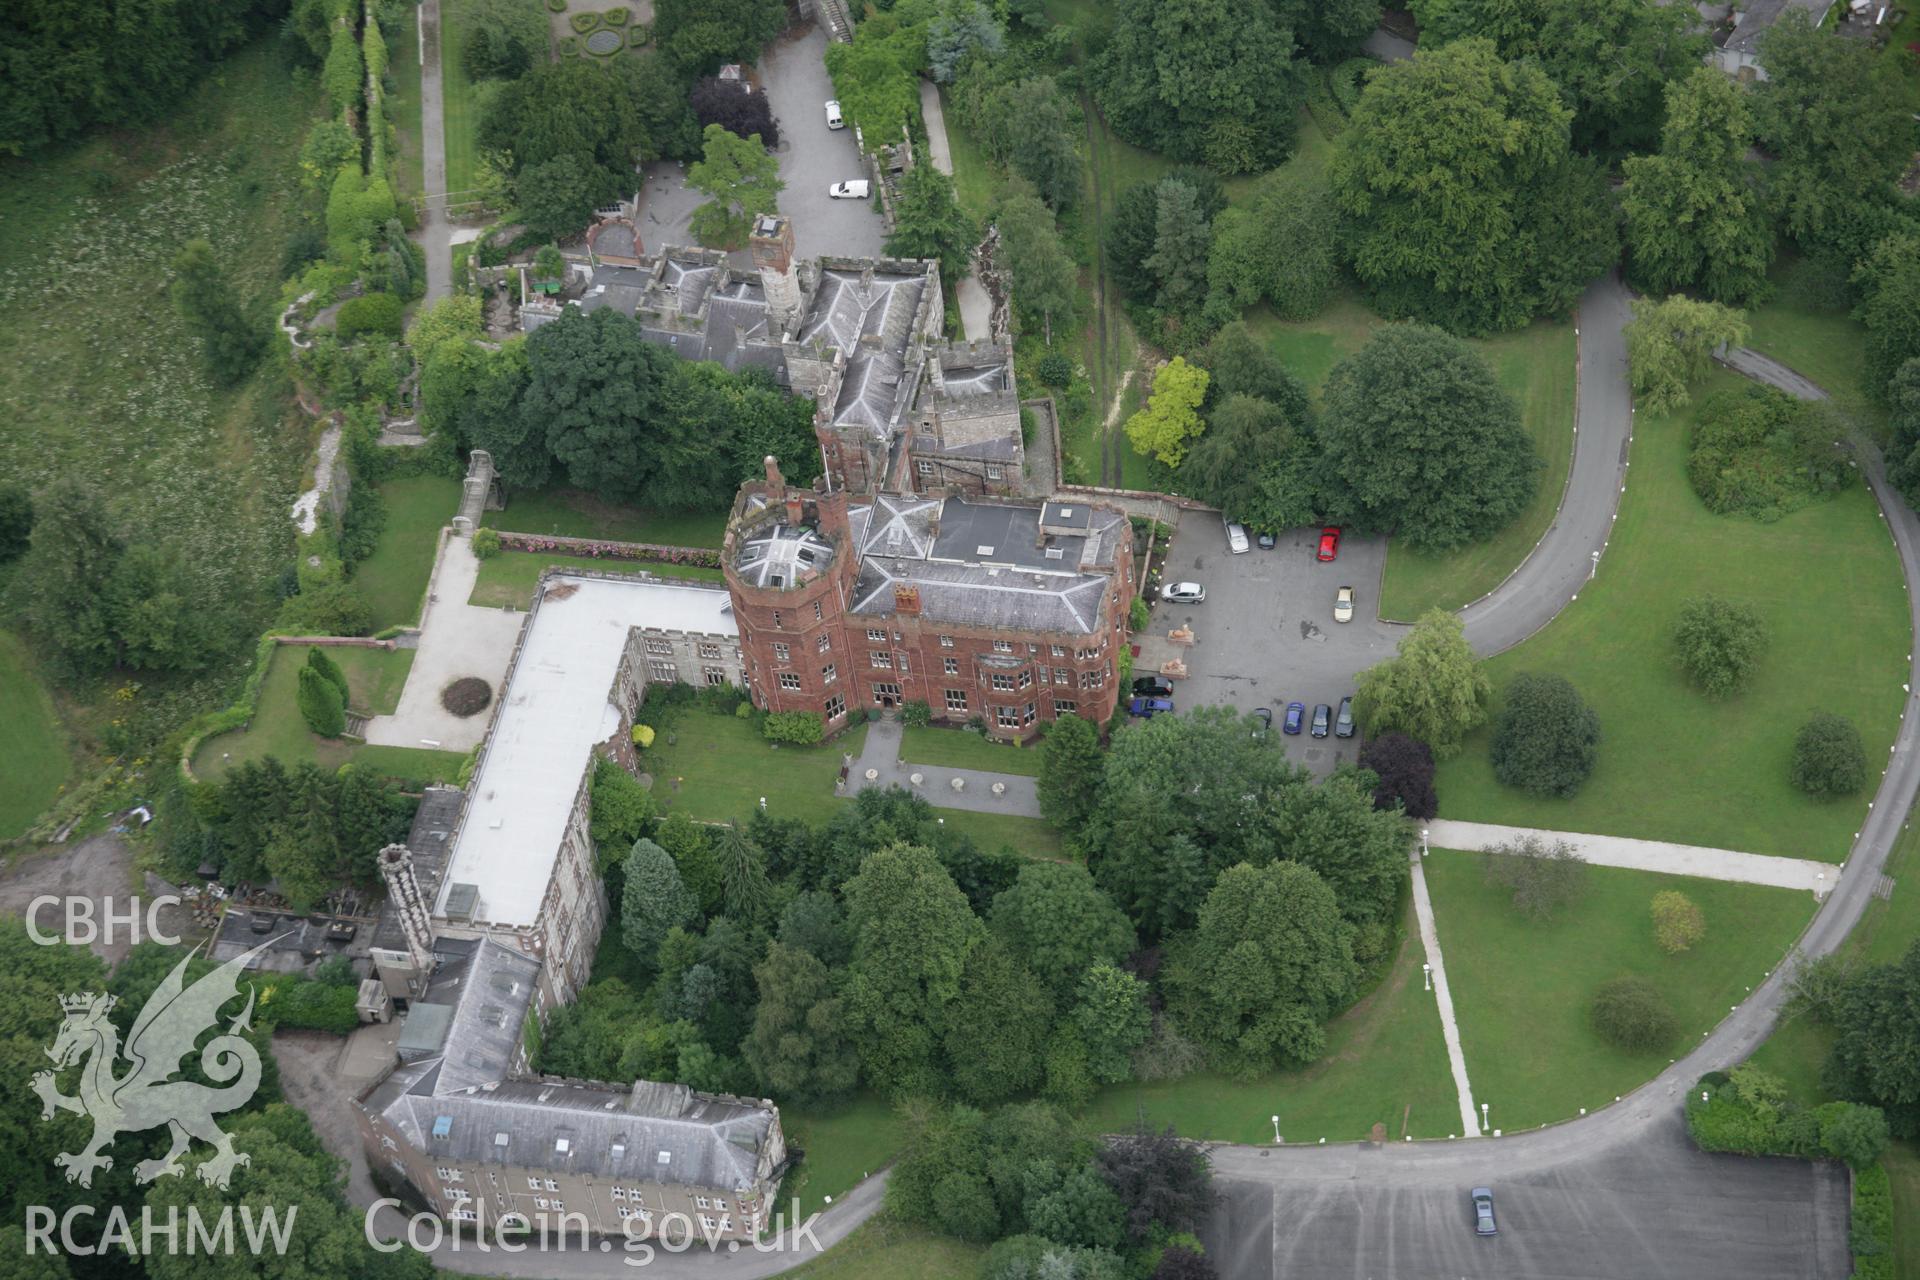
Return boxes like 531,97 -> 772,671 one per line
377,843 -> 435,976
750,214 -> 803,336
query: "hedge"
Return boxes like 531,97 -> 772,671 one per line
603,6 -> 629,23
628,22 -> 651,45
569,10 -> 600,31
496,530 -> 721,568
546,0 -> 564,9
1852,1165 -> 1893,1280
336,291 -> 405,341
178,633 -> 285,782
560,35 -> 580,55
763,711 -> 824,745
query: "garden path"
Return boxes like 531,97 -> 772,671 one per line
415,0 -> 452,303
918,77 -> 992,342
1426,820 -> 1839,894
846,715 -> 1044,816
1409,851 -> 1483,1138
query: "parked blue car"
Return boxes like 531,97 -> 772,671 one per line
1128,697 -> 1174,719
1283,702 -> 1306,735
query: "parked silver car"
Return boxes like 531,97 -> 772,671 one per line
1161,581 -> 1207,604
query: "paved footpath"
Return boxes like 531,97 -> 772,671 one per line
1408,854 -> 1481,1137
414,0 -> 452,303
847,715 -> 1042,816
1426,820 -> 1839,894
917,77 -> 992,342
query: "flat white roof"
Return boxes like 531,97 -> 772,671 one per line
435,575 -> 736,927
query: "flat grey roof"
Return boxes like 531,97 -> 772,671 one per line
931,497 -> 1084,572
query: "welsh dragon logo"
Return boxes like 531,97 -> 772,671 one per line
31,940 -> 277,1190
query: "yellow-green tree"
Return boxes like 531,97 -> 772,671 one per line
1124,357 -> 1210,468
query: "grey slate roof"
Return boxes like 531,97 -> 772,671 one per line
1722,0 -> 1835,52
733,521 -> 838,586
798,268 -> 927,432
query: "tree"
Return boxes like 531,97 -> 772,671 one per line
1825,942 -> 1920,1137
1124,358 -> 1210,468
1886,360 -> 1920,511
989,862 -> 1135,1003
1071,962 -> 1152,1084
1329,39 -> 1616,335
1483,833 -> 1587,921
0,485 -> 30,563
777,889 -> 849,966
1853,233 -> 1920,396
712,821 -> 771,922
1036,714 -> 1103,832
620,838 -> 699,961
103,543 -> 229,673
1095,1126 -> 1216,1246
1002,81 -> 1082,212
1212,166 -> 1338,323
995,189 -> 1077,343
1201,321 -> 1312,423
926,0 -> 1004,82
1153,1247 -> 1219,1280
306,647 -> 349,704
1651,890 -> 1706,956
334,764 -> 412,880
743,942 -> 860,1103
1354,610 -> 1491,757
463,0 -> 549,79
1143,180 -> 1212,317
1688,385 -> 1850,520
522,307 -> 680,502
1623,295 -> 1751,417
170,238 -> 262,386
1095,0 -> 1309,173
842,844 -> 986,1095
1317,325 -> 1538,549
266,765 -> 342,908
588,755 -> 656,857
823,14 -> 926,143
690,77 -> 780,150
1489,672 -> 1600,798
687,124 -> 783,248
1270,770 -> 1411,930
1356,733 -> 1438,820
1532,0 -> 1707,155
1280,0 -> 1382,61
886,162 -> 979,282
1591,976 -> 1678,1051
1621,69 -> 1773,305
1180,393 -> 1318,532
945,938 -> 1054,1104
482,57 -> 697,193
516,153 -> 599,244
1673,595 -> 1768,698
1822,1103 -> 1892,1171
295,665 -> 347,738
654,0 -> 788,75
1164,861 -> 1358,1077
1025,1162 -> 1128,1252
1791,713 -> 1867,797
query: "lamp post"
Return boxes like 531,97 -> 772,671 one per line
1420,827 -> 1430,858
1422,963 -> 1432,992
1590,549 -> 1601,581
1271,1115 -> 1281,1144
1480,1101 -> 1489,1131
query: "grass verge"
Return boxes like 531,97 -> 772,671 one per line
1743,253 -> 1889,439
354,475 -> 461,629
469,551 -> 724,609
0,631 -> 72,839
484,488 -> 728,547
1426,850 -> 1815,1130
1432,367 -> 1908,858
780,1096 -> 905,1222
786,1217 -> 982,1280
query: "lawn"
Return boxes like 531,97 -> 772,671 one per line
388,2 -> 425,198
780,1095 -> 905,1222
0,630 -> 71,839
1083,899 -> 1461,1142
785,1217 -> 981,1280
938,86 -> 996,223
1742,253 -> 1889,439
354,475 -> 461,629
898,724 -> 1045,777
932,811 -> 1065,861
484,488 -> 729,547
437,0 -> 480,197
190,645 -> 464,786
1425,851 -> 1816,1130
1432,367 -> 1909,859
468,551 -> 724,609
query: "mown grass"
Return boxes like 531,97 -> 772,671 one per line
1083,897 -> 1461,1142
388,2 -> 425,197
898,724 -> 1045,777
1426,850 -> 1815,1130
354,475 -> 461,629
780,1095 -> 905,1222
785,1217 -> 982,1280
1432,367 -> 1908,858
0,631 -> 72,839
468,551 -> 724,609
1743,252 -> 1889,439
190,645 -> 464,785
483,489 -> 729,547
437,0 -> 480,197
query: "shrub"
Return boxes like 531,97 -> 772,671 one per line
1687,385 -> 1851,521
1673,595 -> 1768,698
1651,890 -> 1706,955
1357,732 -> 1438,820
1590,976 -> 1677,1052
1823,1102 -> 1891,1171
629,23 -> 650,46
546,0 -> 563,9
1129,597 -> 1151,632
296,664 -> 347,737
763,710 -> 824,744
1488,671 -> 1600,798
336,292 -> 405,342
902,699 -> 932,727
560,35 -> 580,55
470,526 -> 502,559
1482,833 -> 1587,921
603,6 -> 629,22
276,582 -> 374,636
259,973 -> 361,1034
570,10 -> 601,31
306,646 -> 350,704
1037,351 -> 1073,388
1791,712 -> 1867,795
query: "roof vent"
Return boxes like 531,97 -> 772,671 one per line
657,1150 -> 673,1165
976,546 -> 994,556
494,1132 -> 510,1148
1045,547 -> 1064,559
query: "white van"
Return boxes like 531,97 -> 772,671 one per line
824,99 -> 845,130
828,179 -> 871,199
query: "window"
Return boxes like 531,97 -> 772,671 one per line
991,673 -> 1015,691
627,1190 -> 646,1205
986,465 -> 1003,480
898,654 -> 909,675
822,663 -> 837,683
1023,702 -> 1037,725
719,1216 -> 733,1233
995,705 -> 1020,728
779,673 -> 802,691
649,661 -> 677,681
1018,669 -> 1032,688
940,635 -> 955,648
645,638 -> 673,656
551,1200 -> 564,1212
698,642 -> 722,660
1086,667 -> 1107,689
870,651 -> 892,667
544,1179 -> 558,1192
535,1198 -> 551,1211
772,611 -> 782,630
1028,644 -> 1039,655
703,667 -> 728,686
610,1187 -> 625,1200
700,1215 -> 718,1232
867,628 -> 887,642
443,1185 -> 469,1202
816,633 -> 831,653
1055,699 -> 1078,715
873,682 -> 900,703
814,601 -> 823,621
696,1197 -> 711,1210
1054,667 -> 1071,684
773,641 -> 790,662
526,1178 -> 541,1191
1051,645 -> 1066,658
993,640 -> 1013,653
917,460 -> 934,476
946,689 -> 968,712
944,657 -> 959,675
825,693 -> 846,720
437,1167 -> 462,1182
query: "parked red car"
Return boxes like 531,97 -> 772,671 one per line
1316,527 -> 1341,562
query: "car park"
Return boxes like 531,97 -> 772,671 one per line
1335,696 -> 1355,739
1284,702 -> 1305,735
1252,707 -> 1273,737
1132,676 -> 1175,698
1161,581 -> 1207,604
1334,585 -> 1354,623
1311,703 -> 1332,738
828,179 -> 870,199
1471,1188 -> 1498,1237
1129,697 -> 1174,719
824,99 -> 844,129
1317,526 -> 1342,562
1225,521 -> 1251,554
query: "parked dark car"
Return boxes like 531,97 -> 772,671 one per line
1471,1188 -> 1497,1237
1132,676 -> 1175,698
1129,697 -> 1174,719
1256,530 -> 1277,550
1252,707 -> 1273,737
1335,696 -> 1355,739
1284,702 -> 1305,735
1311,703 -> 1332,738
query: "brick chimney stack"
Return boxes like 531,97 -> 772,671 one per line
764,455 -> 784,490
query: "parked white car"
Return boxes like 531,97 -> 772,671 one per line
824,99 -> 845,129
1225,521 -> 1250,555
828,179 -> 871,199
1162,582 -> 1207,604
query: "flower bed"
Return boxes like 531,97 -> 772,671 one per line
603,6 -> 629,23
569,10 -> 600,32
628,22 -> 651,45
560,35 -> 580,55
497,531 -> 723,568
